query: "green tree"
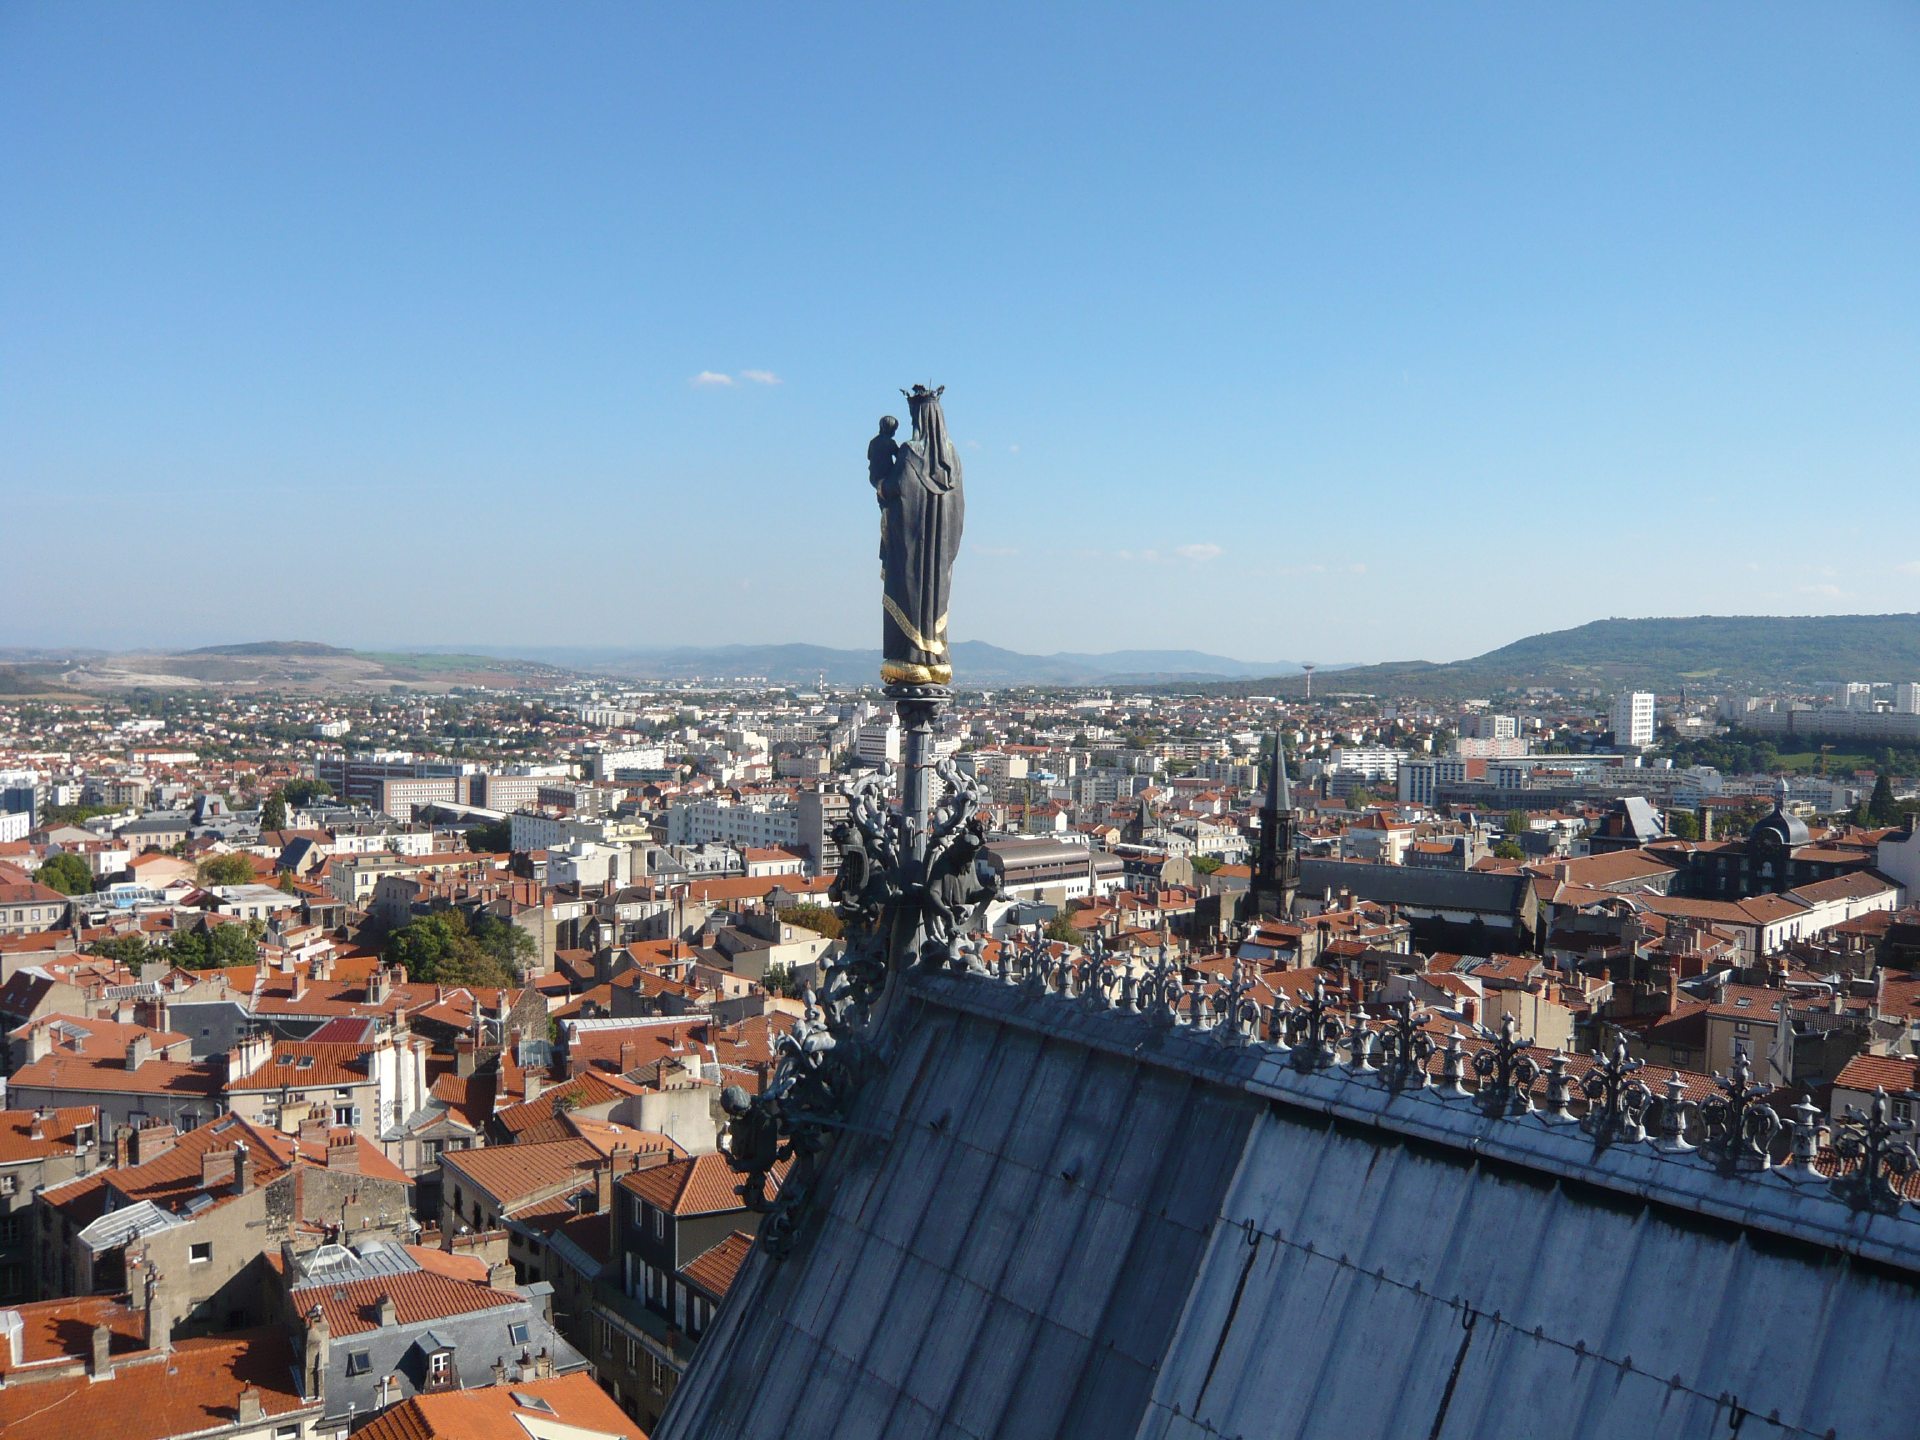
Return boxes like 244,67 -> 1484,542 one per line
1189,855 -> 1223,875
763,962 -> 796,998
1502,810 -> 1531,839
196,853 -> 255,887
384,910 -> 517,988
282,777 -> 333,806
472,914 -> 536,977
1044,912 -> 1085,946
1666,809 -> 1702,842
87,933 -> 152,966
1868,773 -> 1899,826
1493,839 -> 1526,861
467,818 -> 513,853
34,852 -> 95,896
776,903 -> 843,940
260,793 -> 289,832
167,921 -> 259,969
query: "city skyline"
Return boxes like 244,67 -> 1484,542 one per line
4,5 -> 1917,659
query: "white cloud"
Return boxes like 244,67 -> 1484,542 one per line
1899,560 -> 1920,576
690,371 -> 735,388
1174,542 -> 1223,562
739,369 -> 782,385
1008,443 -> 1021,454
1796,583 -> 1846,598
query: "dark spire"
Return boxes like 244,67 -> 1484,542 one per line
1239,731 -> 1300,926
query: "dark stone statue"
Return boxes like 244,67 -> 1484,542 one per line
872,385 -> 964,686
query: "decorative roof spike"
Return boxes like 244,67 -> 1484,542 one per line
1543,1053 -> 1574,1123
1832,1086 -> 1919,1215
1378,1001 -> 1435,1092
1289,974 -> 1345,1072
1700,1045 -> 1779,1174
1214,961 -> 1259,1047
1655,1072 -> 1696,1154
1785,1096 -> 1825,1176
1581,1035 -> 1651,1150
1264,994 -> 1294,1054
1471,1013 -> 1540,1118
1440,1032 -> 1470,1098
1348,1005 -> 1376,1073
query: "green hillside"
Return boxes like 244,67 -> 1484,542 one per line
1207,613 -> 1920,700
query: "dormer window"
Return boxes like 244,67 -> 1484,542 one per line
427,1349 -> 452,1386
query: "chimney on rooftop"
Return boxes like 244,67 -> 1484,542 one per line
302,1304 -> 329,1401
325,1136 -> 359,1173
488,1260 -> 517,1292
201,1146 -> 230,1192
236,1387 -> 265,1424
141,1262 -> 169,1352
89,1321 -> 113,1378
377,1293 -> 397,1328
131,1120 -> 176,1166
618,1042 -> 638,1074
232,1140 -> 250,1195
125,1034 -> 152,1071
113,1124 -> 132,1169
594,1157 -> 615,1214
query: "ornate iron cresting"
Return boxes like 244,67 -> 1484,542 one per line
1471,1014 -> 1541,1117
1377,1002 -> 1435,1092
1831,1087 -> 1920,1215
1700,1047 -> 1781,1174
953,948 -> 1920,1221
1287,975 -> 1345,1071
1581,1035 -> 1652,1148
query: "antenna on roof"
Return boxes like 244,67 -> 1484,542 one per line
1302,664 -> 1316,701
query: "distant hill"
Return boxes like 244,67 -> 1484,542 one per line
510,641 -> 1308,687
185,640 -> 352,658
49,644 -> 579,693
1200,613 -> 1920,700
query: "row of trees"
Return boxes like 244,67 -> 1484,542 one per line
87,919 -> 264,971
382,909 -> 535,988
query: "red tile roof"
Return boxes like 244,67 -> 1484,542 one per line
351,1372 -> 633,1440
681,1229 -> 753,1300
0,1327 -> 311,1440
297,1268 -> 520,1338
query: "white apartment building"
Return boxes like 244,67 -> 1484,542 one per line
1329,747 -> 1408,783
1831,682 -> 1876,713
1454,737 -> 1530,760
1609,692 -> 1656,750
856,719 -> 902,767
1460,713 -> 1518,741
1895,683 -> 1920,716
665,797 -> 801,850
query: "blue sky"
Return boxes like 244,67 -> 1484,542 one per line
3,4 -> 1916,663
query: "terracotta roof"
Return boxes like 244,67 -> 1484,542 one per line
0,1105 -> 98,1164
441,1138 -> 600,1208
1833,1052 -> 1920,1096
351,1372 -> 634,1440
620,1150 -> 753,1217
0,1294 -> 146,1376
226,1040 -> 373,1092
0,1327 -> 311,1440
297,1268 -> 521,1338
6,1049 -> 223,1100
680,1229 -> 754,1300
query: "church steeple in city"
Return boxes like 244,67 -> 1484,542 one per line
1238,731 -> 1299,924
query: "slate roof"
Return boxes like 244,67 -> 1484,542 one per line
656,968 -> 1920,1440
1298,858 -> 1531,915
